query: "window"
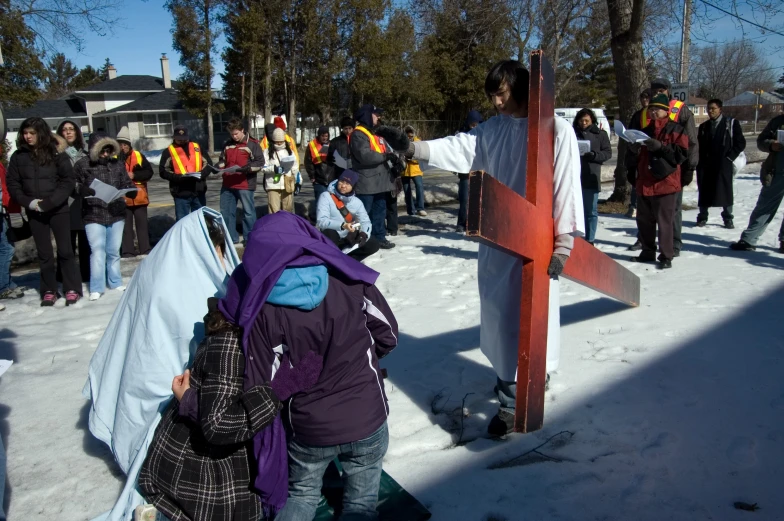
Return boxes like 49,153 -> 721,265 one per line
143,113 -> 173,137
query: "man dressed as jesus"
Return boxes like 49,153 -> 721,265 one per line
407,60 -> 584,436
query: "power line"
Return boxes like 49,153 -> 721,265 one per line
698,0 -> 784,38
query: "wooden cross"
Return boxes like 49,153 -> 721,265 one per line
466,51 -> 641,434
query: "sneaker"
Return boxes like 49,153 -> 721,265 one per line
730,240 -> 756,251
724,220 -> 735,229
630,253 -> 656,263
627,240 -> 642,251
89,292 -> 102,301
0,287 -> 24,299
115,285 -> 127,292
696,220 -> 707,227
487,408 -> 516,437
625,207 -> 637,218
65,291 -> 80,306
41,291 -> 57,307
134,504 -> 165,521
379,240 -> 396,249
658,259 -> 673,269
417,210 -> 428,217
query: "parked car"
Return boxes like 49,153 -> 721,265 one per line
555,108 -> 611,135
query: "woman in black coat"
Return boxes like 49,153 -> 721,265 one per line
5,117 -> 82,306
573,108 -> 612,244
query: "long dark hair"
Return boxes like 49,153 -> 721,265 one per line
17,117 -> 57,165
56,119 -> 86,151
573,108 -> 597,129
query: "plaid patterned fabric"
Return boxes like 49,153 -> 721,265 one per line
138,328 -> 281,521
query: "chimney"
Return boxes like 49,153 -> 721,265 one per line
108,65 -> 117,80
161,53 -> 171,89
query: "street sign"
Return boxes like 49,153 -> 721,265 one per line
671,82 -> 689,103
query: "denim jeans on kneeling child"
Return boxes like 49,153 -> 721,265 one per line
274,422 -> 389,521
85,221 -> 124,294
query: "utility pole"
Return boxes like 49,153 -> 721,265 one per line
754,89 -> 763,134
679,0 -> 692,83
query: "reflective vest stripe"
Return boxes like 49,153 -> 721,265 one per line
126,151 -> 145,186
167,143 -> 201,174
309,139 -> 325,164
642,100 -> 684,128
348,126 -> 386,153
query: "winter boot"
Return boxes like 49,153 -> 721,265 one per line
40,291 -> 57,307
627,240 -> 642,251
487,408 -> 516,437
723,219 -> 735,229
730,240 -> 756,251
630,252 -> 657,263
65,291 -> 80,306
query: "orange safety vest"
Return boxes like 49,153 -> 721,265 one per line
167,142 -> 202,175
641,100 -> 684,128
125,150 -> 149,206
348,125 -> 386,154
261,134 -> 300,163
308,138 -> 328,165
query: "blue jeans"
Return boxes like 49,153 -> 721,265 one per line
740,172 -> 784,245
275,422 -> 389,521
403,176 -> 424,214
0,218 -> 14,292
314,183 -> 329,205
357,193 -> 387,243
173,194 -> 206,222
582,188 -> 599,243
85,221 -> 124,294
457,174 -> 470,228
219,187 -> 256,243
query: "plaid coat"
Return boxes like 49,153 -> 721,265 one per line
138,327 -> 281,521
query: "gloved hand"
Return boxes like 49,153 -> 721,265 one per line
294,183 -> 301,195
358,231 -> 368,247
78,185 -> 96,197
644,139 -> 662,152
385,152 -> 399,163
28,199 -> 43,212
584,151 -> 596,160
375,126 -> 410,152
271,351 -> 324,401
238,165 -> 252,174
275,166 -> 284,175
547,253 -> 569,277
200,168 -> 212,182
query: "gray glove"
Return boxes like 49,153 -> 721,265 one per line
644,139 -> 662,152
547,253 -> 568,277
28,199 -> 42,212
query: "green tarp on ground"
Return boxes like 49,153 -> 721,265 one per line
313,460 -> 432,521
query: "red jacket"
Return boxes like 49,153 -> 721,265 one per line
218,135 -> 265,190
636,118 -> 689,197
0,162 -> 22,213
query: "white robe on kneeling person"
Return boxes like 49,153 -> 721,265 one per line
420,115 -> 584,381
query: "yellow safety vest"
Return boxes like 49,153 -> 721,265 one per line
167,142 -> 202,174
348,125 -> 386,153
641,100 -> 684,128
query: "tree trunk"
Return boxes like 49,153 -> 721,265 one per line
606,0 -> 647,203
264,43 -> 272,123
249,51 -> 256,137
288,59 -> 297,146
241,73 -> 246,119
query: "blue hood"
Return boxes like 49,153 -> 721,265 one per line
266,265 -> 329,310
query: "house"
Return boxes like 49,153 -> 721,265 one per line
688,97 -> 709,124
723,91 -> 784,121
5,55 -> 207,154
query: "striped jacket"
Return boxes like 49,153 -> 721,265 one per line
138,327 -> 281,521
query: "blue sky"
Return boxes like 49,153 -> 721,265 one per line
64,0 -> 784,89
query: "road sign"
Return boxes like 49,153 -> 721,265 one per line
671,82 -> 689,103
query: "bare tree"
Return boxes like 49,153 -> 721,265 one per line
691,41 -> 776,99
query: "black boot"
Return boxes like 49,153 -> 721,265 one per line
487,408 -> 515,437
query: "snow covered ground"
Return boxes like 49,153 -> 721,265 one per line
2,170 -> 784,521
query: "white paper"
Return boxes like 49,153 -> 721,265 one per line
341,243 -> 360,254
182,172 -> 202,178
332,150 -> 350,170
614,121 -> 649,144
777,129 -> 784,144
0,359 -> 12,377
279,156 -> 297,173
211,165 -> 242,175
577,140 -> 591,155
88,179 -> 137,204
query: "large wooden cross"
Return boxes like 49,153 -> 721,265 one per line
466,51 -> 641,434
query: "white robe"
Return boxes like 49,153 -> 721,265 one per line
421,115 -> 584,381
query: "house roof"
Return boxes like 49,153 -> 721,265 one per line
5,98 -> 88,120
73,75 -> 177,93
690,97 -> 708,106
724,91 -> 784,106
93,89 -> 186,115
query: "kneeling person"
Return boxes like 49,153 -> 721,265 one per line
317,169 -> 380,262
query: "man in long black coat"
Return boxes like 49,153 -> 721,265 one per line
696,99 -> 746,228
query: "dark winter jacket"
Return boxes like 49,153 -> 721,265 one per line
74,136 -> 135,226
139,326 -> 281,521
60,140 -> 89,230
159,142 -> 214,199
697,116 -> 746,208
217,134 -> 265,191
635,118 -> 689,197
6,143 -> 75,214
305,138 -> 335,186
327,134 -> 350,179
349,125 -> 395,195
574,124 -> 612,190
247,268 -> 398,446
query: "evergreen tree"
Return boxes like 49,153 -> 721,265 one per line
0,6 -> 46,106
44,53 -> 80,99
71,65 -> 103,91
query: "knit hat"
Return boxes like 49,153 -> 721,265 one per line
116,126 -> 132,145
172,125 -> 189,139
640,88 -> 652,99
651,78 -> 671,91
340,116 -> 354,128
273,116 -> 287,130
649,93 -> 670,111
338,169 -> 359,188
317,125 -> 329,137
272,128 -> 286,142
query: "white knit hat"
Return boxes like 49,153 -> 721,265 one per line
272,128 -> 286,142
116,126 -> 132,145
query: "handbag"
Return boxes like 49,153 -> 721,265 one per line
284,174 -> 296,194
3,210 -> 32,242
727,118 -> 747,176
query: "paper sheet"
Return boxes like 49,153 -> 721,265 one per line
88,179 -> 137,204
210,165 -> 242,175
777,129 -> 784,144
279,156 -> 297,173
0,359 -> 12,378
182,172 -> 202,178
614,120 -> 649,144
577,140 -> 591,155
332,150 -> 350,170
